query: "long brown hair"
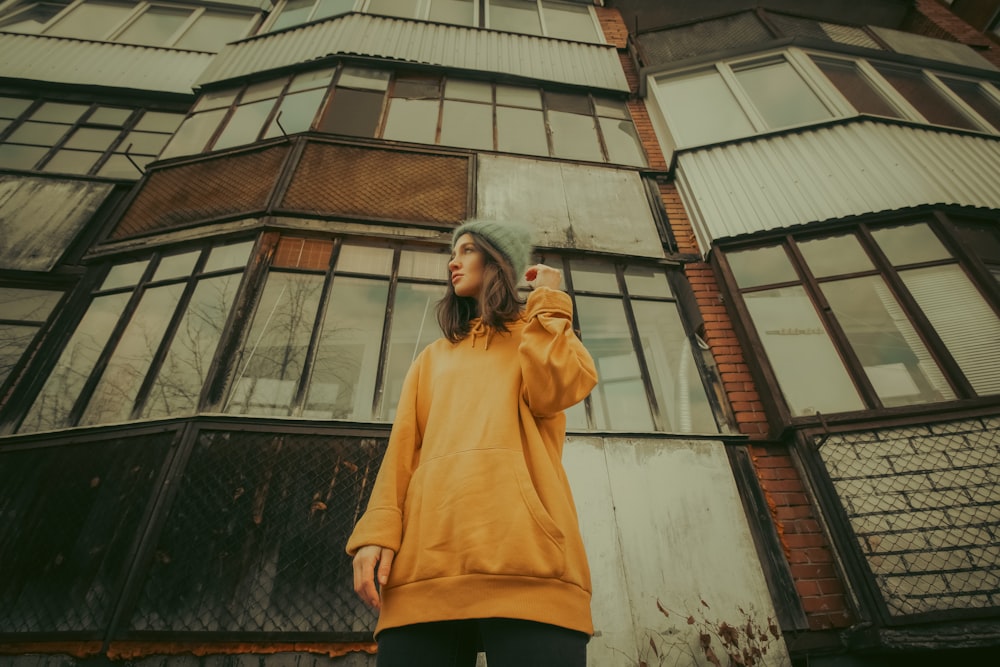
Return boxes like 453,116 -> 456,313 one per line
436,233 -> 525,343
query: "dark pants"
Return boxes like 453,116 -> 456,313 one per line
375,618 -> 589,667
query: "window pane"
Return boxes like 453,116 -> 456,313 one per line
226,272 -> 324,415
338,67 -> 391,91
812,57 -> 901,118
141,273 -> 244,419
242,80 -> 287,104
744,287 -> 864,416
599,117 -> 645,166
0,287 -> 62,321
569,259 -> 615,292
173,10 -> 251,51
399,248 -> 449,279
445,79 -> 492,102
0,324 -> 38,387
654,70 -> 754,147
0,3 -> 67,33
274,237 -> 334,269
20,292 -> 131,433
270,0 -> 314,31
632,300 -> 718,433
0,144 -> 47,169
546,91 -> 590,115
264,88 -> 326,138
336,244 -> 394,275
289,67 -> 336,93
158,108 -> 227,159
874,64 -> 977,130
1,97 -> 33,119
821,276 -> 954,407
305,276 -> 389,419
204,240 -> 254,272
798,234 -> 875,277
115,6 -> 190,46
575,295 -> 653,431
939,78 -> 1000,131
440,100 -> 493,150
496,84 -> 542,108
319,87 -> 383,137
314,0 -> 357,21
32,101 -> 88,123
625,266 -> 671,298
728,245 -> 798,288
872,223 -> 951,265
42,149 -> 100,174
212,99 -> 275,150
383,98 -> 439,144
367,0 -> 419,19
8,121 -> 70,145
490,0 -> 541,35
193,89 -> 239,112
102,259 -> 150,290
496,107 -> 547,156
118,129 -> 170,155
549,110 -> 602,161
901,265 -> 1000,396
47,1 -> 132,40
89,106 -> 133,125
153,250 -> 200,281
429,0 -> 474,26
733,59 -> 832,129
380,283 -> 447,420
97,153 -> 150,178
594,98 -> 629,119
79,283 -> 186,426
63,127 -> 118,150
541,0 -> 597,41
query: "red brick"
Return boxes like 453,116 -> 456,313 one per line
784,519 -> 822,534
795,580 -> 822,597
762,479 -> 806,493
818,578 -> 845,596
790,563 -> 838,580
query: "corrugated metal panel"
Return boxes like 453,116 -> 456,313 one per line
675,120 -> 1000,252
0,176 -> 114,271
196,13 -> 629,91
0,33 -> 214,95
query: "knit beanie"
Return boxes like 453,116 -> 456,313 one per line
451,219 -> 534,278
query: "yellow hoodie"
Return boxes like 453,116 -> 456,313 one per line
346,287 -> 599,637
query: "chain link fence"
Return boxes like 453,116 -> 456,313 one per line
815,416 -> 1000,618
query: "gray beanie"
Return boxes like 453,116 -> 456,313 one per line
451,219 -> 534,278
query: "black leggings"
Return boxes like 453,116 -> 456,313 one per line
375,618 -> 588,667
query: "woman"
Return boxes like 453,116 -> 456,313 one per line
347,219 -> 598,667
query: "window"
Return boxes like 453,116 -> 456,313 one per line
1,0 -> 254,51
161,64 -> 647,167
650,48 -> 1000,150
0,287 -> 63,390
723,217 -> 1000,419
12,234 -> 719,436
264,0 -> 601,42
19,240 -> 254,433
0,96 -> 184,177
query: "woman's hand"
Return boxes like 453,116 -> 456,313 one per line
525,264 -> 562,291
353,544 -> 395,610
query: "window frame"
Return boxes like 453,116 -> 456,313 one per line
715,210 -> 1000,428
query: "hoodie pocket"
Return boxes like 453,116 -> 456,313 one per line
393,448 -> 566,583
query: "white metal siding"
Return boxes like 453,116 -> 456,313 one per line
676,120 -> 1000,253
0,33 -> 213,95
196,13 -> 629,91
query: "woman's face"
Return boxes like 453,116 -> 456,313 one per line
449,233 -> 485,298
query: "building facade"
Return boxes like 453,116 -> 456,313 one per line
0,0 -> 997,665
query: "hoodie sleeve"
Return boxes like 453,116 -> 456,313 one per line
345,354 -> 424,557
519,286 -> 599,418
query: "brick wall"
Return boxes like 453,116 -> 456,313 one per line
908,0 -> 1000,67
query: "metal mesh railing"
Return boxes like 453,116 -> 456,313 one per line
816,417 -> 1000,618
637,12 -> 772,66
0,432 -> 175,636
767,13 -> 882,50
124,430 -> 385,638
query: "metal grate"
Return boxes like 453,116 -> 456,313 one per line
110,145 -> 290,239
767,13 -> 882,50
124,430 -> 385,638
0,433 -> 175,636
281,142 -> 470,225
816,417 -> 1000,617
637,12 -> 772,66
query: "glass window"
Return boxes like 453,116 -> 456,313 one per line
45,0 -> 133,40
212,99 -> 276,150
496,84 -> 542,108
938,77 -> 1000,131
114,5 -> 191,46
871,223 -> 951,265
42,148 -> 100,174
264,88 -> 326,138
173,9 -> 252,51
0,97 -> 33,120
270,0 -> 315,31
379,282 -> 446,419
429,0 -> 474,26
728,245 -> 798,288
873,64 -> 978,130
654,69 -> 755,147
0,1 -> 71,33
733,58 -> 832,128
383,97 -> 439,144
0,144 -> 46,169
0,287 -> 62,388
496,106 -> 547,156
159,108 -> 227,159
319,87 -> 383,137
440,100 -> 493,150
367,0 -> 419,19
798,234 -> 874,277
599,116 -> 645,166
812,57 -> 902,119
490,0 -> 542,35
549,110 -> 602,161
541,0 -> 597,41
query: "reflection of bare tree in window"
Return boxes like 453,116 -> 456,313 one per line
19,293 -> 132,433
142,274 -> 243,419
227,273 -> 324,416
80,284 -> 186,426
0,287 -> 62,387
